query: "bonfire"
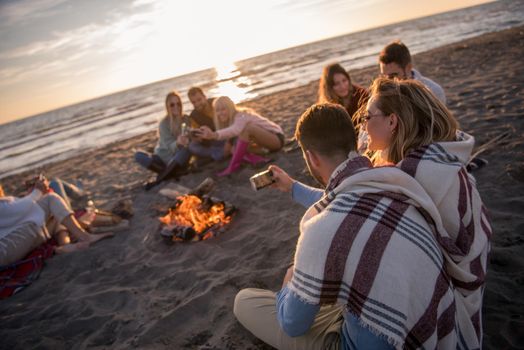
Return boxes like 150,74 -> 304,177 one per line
158,179 -> 235,242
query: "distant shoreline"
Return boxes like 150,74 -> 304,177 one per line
0,22 -> 521,182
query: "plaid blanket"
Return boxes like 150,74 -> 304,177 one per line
0,241 -> 55,299
290,154 -> 479,349
398,131 -> 491,347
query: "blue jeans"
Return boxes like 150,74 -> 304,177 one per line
49,178 -> 86,211
135,147 -> 191,172
188,140 -> 226,161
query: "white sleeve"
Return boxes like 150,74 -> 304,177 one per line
0,190 -> 44,230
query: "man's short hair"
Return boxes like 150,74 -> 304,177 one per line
379,40 -> 412,68
295,103 -> 357,157
188,86 -> 205,97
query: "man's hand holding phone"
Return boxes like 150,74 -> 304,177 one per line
197,126 -> 216,140
187,127 -> 204,141
268,165 -> 295,193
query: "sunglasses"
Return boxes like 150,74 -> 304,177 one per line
381,73 -> 399,79
362,112 -> 385,122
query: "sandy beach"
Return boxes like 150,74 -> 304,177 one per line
1,26 -> 523,349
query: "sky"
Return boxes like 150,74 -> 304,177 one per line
0,0 -> 493,124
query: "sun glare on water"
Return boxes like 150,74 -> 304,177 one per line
210,62 -> 257,103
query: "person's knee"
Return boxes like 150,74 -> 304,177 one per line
174,148 -> 191,165
233,288 -> 251,321
135,151 -> 152,168
45,193 -> 72,221
45,192 -> 64,204
234,288 -> 265,325
239,127 -> 250,140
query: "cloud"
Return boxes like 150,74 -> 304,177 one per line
1,3 -> 156,60
0,0 -> 70,27
0,38 -> 94,86
132,0 -> 158,7
0,36 -> 74,60
0,2 -> 159,88
0,62 -> 54,86
0,66 -> 27,81
271,0 -> 381,13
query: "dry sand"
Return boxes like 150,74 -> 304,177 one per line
1,26 -> 523,349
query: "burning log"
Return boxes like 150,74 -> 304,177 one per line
160,225 -> 196,241
158,178 -> 235,243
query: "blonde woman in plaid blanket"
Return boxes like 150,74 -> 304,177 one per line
234,102 -> 487,349
360,77 -> 491,348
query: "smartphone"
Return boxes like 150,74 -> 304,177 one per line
250,169 -> 275,191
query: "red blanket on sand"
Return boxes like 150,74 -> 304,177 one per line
0,242 -> 55,299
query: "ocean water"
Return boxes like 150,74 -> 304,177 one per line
0,0 -> 523,179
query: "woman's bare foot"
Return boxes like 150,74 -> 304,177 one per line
54,241 -> 90,254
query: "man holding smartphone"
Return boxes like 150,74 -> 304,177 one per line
234,104 -> 467,349
187,87 -> 226,163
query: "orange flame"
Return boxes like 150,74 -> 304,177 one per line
159,195 -> 231,240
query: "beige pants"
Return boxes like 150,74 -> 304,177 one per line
234,288 -> 343,350
0,222 -> 48,266
37,192 -> 73,226
0,193 -> 72,266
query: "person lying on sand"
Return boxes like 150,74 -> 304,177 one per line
45,177 -> 129,231
197,96 -> 285,176
0,177 -> 113,266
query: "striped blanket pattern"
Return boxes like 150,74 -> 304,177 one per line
399,132 -> 491,347
289,152 -> 486,349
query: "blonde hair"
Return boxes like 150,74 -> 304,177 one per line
164,91 -> 184,135
357,77 -> 458,164
212,96 -> 258,130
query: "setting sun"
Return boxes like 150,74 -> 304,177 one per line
0,0 -> 495,124
210,62 -> 255,103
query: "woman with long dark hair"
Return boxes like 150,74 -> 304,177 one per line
318,63 -> 368,119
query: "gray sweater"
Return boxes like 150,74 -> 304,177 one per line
154,115 -> 189,164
